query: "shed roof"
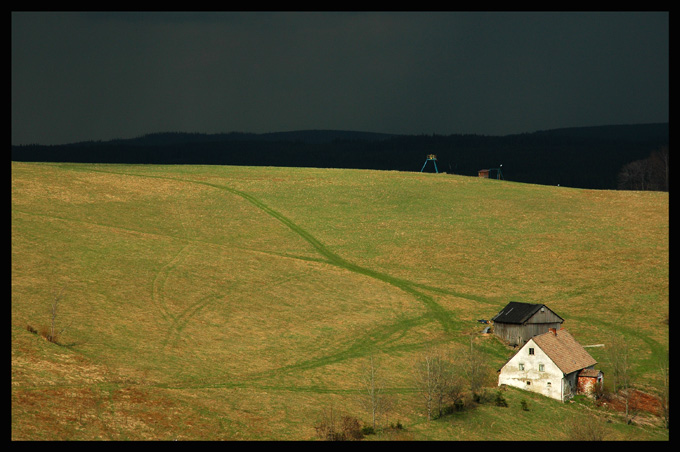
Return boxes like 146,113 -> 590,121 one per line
531,329 -> 597,375
491,301 -> 564,324
578,368 -> 602,378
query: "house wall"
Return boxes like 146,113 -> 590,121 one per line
563,371 -> 580,400
498,339 -> 566,401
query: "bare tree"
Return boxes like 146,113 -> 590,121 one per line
47,285 -> 72,343
461,335 -> 491,397
314,405 -> 340,441
314,405 -> 363,441
657,351 -> 669,429
413,349 -> 440,421
359,354 -> 389,430
649,145 -> 669,191
617,146 -> 669,191
607,335 -> 636,422
413,348 -> 456,420
617,159 -> 650,190
432,354 -> 455,418
447,367 -> 467,410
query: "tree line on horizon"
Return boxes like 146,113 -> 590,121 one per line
616,146 -> 668,191
11,124 -> 668,191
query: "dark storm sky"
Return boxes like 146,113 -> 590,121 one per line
11,11 -> 669,146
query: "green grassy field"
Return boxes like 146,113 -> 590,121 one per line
11,162 -> 668,440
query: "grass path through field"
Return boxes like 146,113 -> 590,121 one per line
151,243 -> 191,324
70,166 -> 486,383
162,176 -> 462,335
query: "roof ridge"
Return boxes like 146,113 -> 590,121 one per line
491,301 -> 564,324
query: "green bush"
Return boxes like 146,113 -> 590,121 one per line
390,420 -> 404,430
361,426 -> 375,436
494,391 -> 508,407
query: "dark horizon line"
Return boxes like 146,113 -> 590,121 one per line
11,121 -> 669,147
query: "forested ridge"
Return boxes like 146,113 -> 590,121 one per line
11,123 -> 668,190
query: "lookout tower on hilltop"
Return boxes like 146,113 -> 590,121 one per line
421,154 -> 439,173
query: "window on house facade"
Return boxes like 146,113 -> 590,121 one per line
529,348 -> 534,355
539,364 -> 545,372
519,363 -> 524,371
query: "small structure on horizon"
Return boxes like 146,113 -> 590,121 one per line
478,165 -> 503,179
421,154 -> 439,173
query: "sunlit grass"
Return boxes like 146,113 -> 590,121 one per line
12,162 -> 668,440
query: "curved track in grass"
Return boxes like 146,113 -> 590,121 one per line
64,166 -> 501,383
185,179 -> 461,335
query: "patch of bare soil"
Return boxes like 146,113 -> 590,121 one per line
597,389 -> 662,416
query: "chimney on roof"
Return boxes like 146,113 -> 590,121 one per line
549,327 -> 557,336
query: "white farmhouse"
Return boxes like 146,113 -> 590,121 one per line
497,328 -> 601,402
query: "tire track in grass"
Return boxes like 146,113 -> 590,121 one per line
246,312 -> 436,381
570,315 -> 668,373
183,180 -> 495,381
195,180 -> 459,335
159,200 -> 228,351
151,243 -> 190,324
161,292 -> 222,350
71,166 -> 476,333
78,168 -> 482,378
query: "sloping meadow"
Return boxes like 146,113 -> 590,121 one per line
12,162 -> 668,440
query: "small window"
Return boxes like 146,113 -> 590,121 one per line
519,363 -> 524,371
529,348 -> 534,355
526,381 -> 531,385
539,364 -> 545,372
547,382 -> 551,386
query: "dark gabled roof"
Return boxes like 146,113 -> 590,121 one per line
491,301 -> 563,324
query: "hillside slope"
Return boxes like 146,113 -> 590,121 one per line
11,162 -> 668,440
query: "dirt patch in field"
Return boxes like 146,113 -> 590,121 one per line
597,389 -> 663,417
